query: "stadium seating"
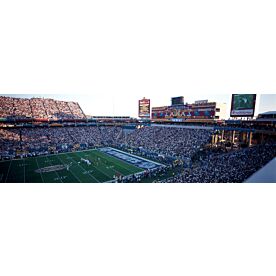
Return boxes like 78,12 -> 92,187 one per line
0,96 -> 14,118
161,143 -> 276,183
0,96 -> 86,120
0,128 -> 21,155
30,98 -> 48,118
13,98 -> 32,119
116,126 -> 212,159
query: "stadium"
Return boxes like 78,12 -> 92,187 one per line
0,94 -> 275,183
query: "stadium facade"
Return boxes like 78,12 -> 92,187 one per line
151,99 -> 227,123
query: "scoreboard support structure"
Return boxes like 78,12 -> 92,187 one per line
211,128 -> 255,148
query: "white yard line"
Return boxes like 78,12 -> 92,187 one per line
35,158 -> 45,183
93,151 -> 137,176
92,152 -> 150,182
76,151 -> 116,180
23,158 -> 26,183
4,160 -> 12,183
94,160 -> 120,179
55,155 -> 82,183
45,155 -> 63,183
66,154 -> 100,183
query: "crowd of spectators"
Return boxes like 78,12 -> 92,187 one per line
0,126 -> 123,158
43,98 -> 60,120
30,98 -> 48,118
0,129 -> 21,156
67,102 -> 86,119
100,126 -> 123,145
21,128 -> 50,151
13,98 -> 32,119
67,127 -> 102,145
0,96 -> 14,118
55,101 -> 75,119
115,126 -> 212,160
115,165 -> 172,183
161,143 -> 276,183
0,96 -> 86,120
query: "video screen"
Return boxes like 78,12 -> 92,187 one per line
230,94 -> 256,117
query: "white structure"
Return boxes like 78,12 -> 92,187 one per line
245,158 -> 276,183
215,102 -> 227,120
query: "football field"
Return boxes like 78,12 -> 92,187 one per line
0,148 -> 146,183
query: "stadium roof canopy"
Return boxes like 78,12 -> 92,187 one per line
258,111 -> 276,116
245,158 -> 276,183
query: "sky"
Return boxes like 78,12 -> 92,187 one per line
0,0 -> 275,117
1,93 -> 275,118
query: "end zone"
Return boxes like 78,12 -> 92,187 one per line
99,147 -> 165,170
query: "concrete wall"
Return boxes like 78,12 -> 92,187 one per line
151,124 -> 214,130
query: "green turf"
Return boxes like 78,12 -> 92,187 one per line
0,149 -> 143,183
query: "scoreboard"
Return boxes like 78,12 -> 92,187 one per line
171,96 -> 184,106
230,94 -> 256,117
138,98 -> 151,118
